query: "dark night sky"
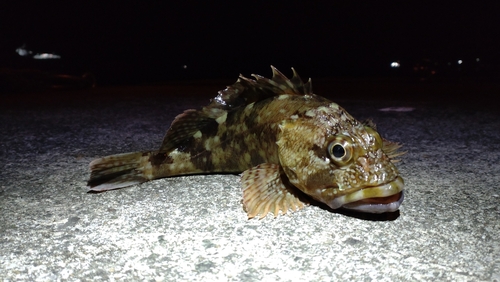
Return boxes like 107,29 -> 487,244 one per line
2,1 -> 499,84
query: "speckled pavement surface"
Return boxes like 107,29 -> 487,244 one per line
1,82 -> 499,281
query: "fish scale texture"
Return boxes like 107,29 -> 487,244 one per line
0,84 -> 499,281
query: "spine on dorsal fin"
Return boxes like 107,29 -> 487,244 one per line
209,66 -> 313,111
252,66 -> 312,96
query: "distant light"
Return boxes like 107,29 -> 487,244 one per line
16,46 -> 31,56
33,53 -> 61,59
390,61 -> 400,68
458,59 -> 463,65
476,58 -> 480,62
183,65 -> 188,69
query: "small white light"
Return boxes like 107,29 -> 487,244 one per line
16,45 -> 32,56
390,61 -> 400,68
183,65 -> 188,69
476,58 -> 480,62
458,60 -> 463,65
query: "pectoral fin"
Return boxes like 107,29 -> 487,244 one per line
241,163 -> 308,219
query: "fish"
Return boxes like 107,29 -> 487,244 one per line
87,66 -> 405,219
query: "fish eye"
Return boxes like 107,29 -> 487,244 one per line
331,144 -> 345,158
327,135 -> 354,166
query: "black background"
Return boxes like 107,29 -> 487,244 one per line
2,1 -> 499,85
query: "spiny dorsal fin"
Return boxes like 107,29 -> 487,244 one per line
209,65 -> 313,111
159,66 -> 312,153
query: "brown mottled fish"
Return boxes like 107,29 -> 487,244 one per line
87,66 -> 404,218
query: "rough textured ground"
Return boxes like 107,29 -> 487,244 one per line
1,80 -> 499,281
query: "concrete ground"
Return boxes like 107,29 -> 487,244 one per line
1,79 -> 499,281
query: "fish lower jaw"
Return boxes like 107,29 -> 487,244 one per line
328,176 -> 404,214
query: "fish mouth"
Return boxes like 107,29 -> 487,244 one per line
328,176 -> 404,213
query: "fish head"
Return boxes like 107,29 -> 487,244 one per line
277,104 -> 404,213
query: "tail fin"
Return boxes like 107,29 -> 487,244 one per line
87,151 -> 152,191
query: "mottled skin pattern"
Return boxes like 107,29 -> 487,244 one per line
153,94 -> 334,175
88,67 -> 404,218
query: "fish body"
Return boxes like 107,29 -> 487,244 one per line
88,67 -> 404,218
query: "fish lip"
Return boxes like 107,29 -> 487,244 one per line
327,176 -> 405,213
342,191 -> 404,213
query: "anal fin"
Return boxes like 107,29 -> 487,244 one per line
241,163 -> 308,219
